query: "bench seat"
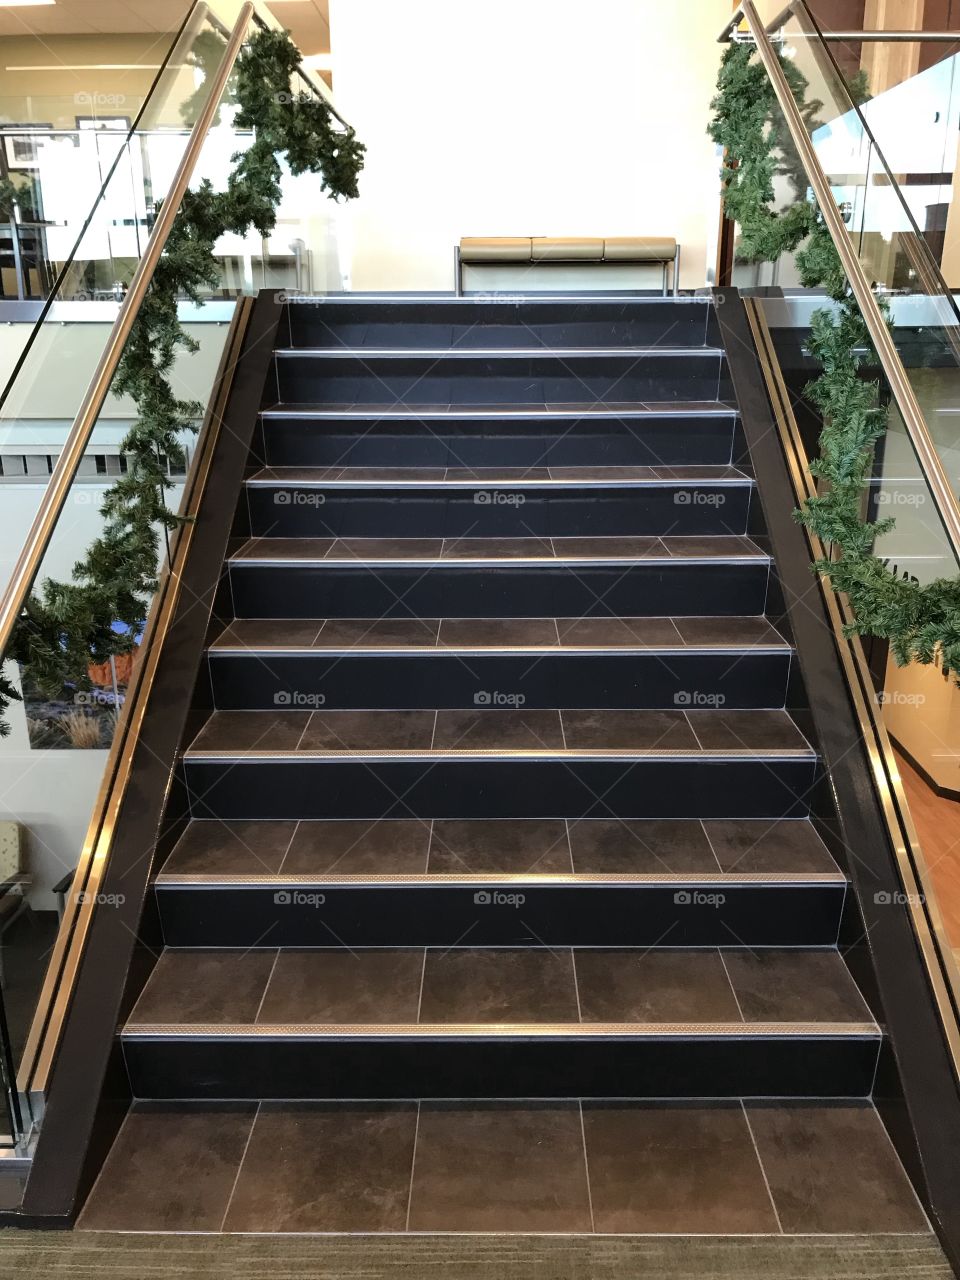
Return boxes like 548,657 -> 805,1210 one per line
456,236 -> 680,294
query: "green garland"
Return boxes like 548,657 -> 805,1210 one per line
710,40 -> 960,676
0,27 -> 365,734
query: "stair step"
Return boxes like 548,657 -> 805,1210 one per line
120,948 -> 878,1099
207,614 -> 791,711
154,817 -> 845,947
245,465 -> 754,537
259,402 -> 741,468
227,535 -> 770,619
181,709 -> 817,821
273,349 -> 730,405
284,295 -> 717,349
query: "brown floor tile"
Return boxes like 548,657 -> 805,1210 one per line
661,535 -> 762,559
257,949 -> 423,1024
723,950 -> 873,1023
189,712 -> 310,753
442,537 -> 552,559
686,710 -> 811,753
575,950 -> 741,1023
673,617 -> 787,648
282,819 -> 430,875
233,538 -> 333,561
438,618 -> 559,646
583,1102 -> 779,1233
562,710 -> 698,751
556,617 -> 682,647
433,709 -> 563,750
315,618 -> 440,647
553,537 -> 664,559
300,709 -> 435,751
162,821 -> 298,877
128,949 -> 275,1025
328,538 -> 443,559
213,620 -> 324,647
746,1103 -> 929,1233
429,819 -> 572,873
705,820 -> 839,875
419,948 -> 578,1023
223,1102 -> 417,1232
408,1102 -> 591,1231
79,1103 -> 256,1231
568,819 -> 720,874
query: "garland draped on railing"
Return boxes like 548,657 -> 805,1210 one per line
709,40 -> 960,676
0,27 -> 365,734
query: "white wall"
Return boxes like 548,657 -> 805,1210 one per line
327,0 -> 729,292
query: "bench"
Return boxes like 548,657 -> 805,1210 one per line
454,236 -> 680,297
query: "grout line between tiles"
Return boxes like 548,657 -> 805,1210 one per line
579,1099 -> 597,1234
252,950 -> 282,1025
740,1100 -> 785,1235
699,820 -> 726,877
276,820 -> 301,875
717,950 -> 747,1024
405,1100 -> 422,1232
218,1101 -> 261,1232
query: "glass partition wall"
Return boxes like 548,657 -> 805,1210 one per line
728,1 -> 960,1060
0,0 -> 355,1163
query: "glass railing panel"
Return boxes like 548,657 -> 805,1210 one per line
0,4 -> 254,1154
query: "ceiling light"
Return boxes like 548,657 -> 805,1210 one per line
6,63 -> 162,70
0,2 -> 57,8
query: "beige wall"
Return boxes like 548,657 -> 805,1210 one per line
883,654 -> 960,793
327,0 -> 728,292
0,34 -> 186,131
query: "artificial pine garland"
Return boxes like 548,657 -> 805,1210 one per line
710,40 -> 960,676
0,27 -> 365,734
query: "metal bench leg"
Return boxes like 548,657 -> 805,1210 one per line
673,243 -> 681,297
454,245 -> 463,297
661,259 -> 668,297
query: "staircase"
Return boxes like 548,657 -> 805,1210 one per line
79,296 -> 928,1236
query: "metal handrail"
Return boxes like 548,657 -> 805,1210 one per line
727,0 -> 960,569
0,3 -> 254,734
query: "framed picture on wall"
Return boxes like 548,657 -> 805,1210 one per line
2,125 -> 51,172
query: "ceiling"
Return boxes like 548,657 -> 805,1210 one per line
0,0 -> 331,53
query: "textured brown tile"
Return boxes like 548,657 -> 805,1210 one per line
315,618 -> 440,647
257,950 -> 423,1024
445,467 -> 551,480
438,618 -> 559,646
556,616 -> 682,647
673,617 -> 787,648
79,1103 -> 256,1231
442,537 -> 553,559
432,709 -> 563,750
661,535 -> 763,559
705,820 -> 839,875
223,1102 -> 418,1232
429,819 -> 572,874
723,950 -> 873,1023
568,819 -> 720,874
584,1102 -> 779,1233
299,709 -> 436,751
128,950 -> 274,1025
575,950 -> 741,1023
233,538 -> 333,561
327,538 -> 443,559
686,710 -> 811,753
746,1103 -> 929,1233
213,620 -> 324,647
408,1102 -> 591,1231
189,712 -> 310,753
553,537 -> 664,559
283,820 -> 430,875
562,710 -> 698,751
419,949 -> 578,1023
162,821 -> 298,877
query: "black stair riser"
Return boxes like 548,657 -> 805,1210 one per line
284,299 -> 713,349
155,883 -> 844,948
185,758 -> 817,820
262,415 -> 739,469
123,1035 -> 878,1100
273,352 -> 731,405
228,562 -> 770,619
207,651 -> 791,711
246,484 -> 753,538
